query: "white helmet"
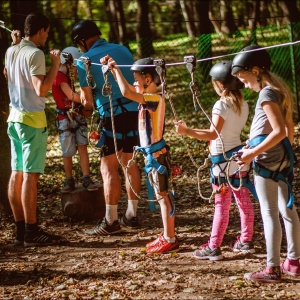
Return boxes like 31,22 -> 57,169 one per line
60,46 -> 83,65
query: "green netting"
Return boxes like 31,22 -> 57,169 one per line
129,22 -> 300,121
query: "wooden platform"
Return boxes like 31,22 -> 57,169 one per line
61,184 -> 105,221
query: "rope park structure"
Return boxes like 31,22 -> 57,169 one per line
62,40 -> 299,210
2,15 -> 299,208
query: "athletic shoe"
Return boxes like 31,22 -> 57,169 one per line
85,217 -> 122,236
244,266 -> 281,283
146,235 -> 179,254
193,245 -> 223,261
146,233 -> 163,248
231,236 -> 255,254
61,178 -> 75,193
120,214 -> 142,229
280,258 -> 300,277
24,228 -> 63,247
82,177 -> 98,191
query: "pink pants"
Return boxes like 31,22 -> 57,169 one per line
208,179 -> 255,249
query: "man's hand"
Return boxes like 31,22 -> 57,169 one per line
11,30 -> 21,45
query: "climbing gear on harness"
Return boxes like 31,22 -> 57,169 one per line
249,135 -> 294,209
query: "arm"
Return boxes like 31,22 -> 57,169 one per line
60,82 -> 81,103
31,49 -> 60,97
174,113 -> 224,141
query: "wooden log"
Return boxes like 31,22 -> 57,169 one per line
61,184 -> 105,221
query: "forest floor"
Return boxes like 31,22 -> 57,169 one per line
1,114 -> 300,299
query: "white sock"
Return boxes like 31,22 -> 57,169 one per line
125,200 -> 138,219
164,236 -> 176,244
105,205 -> 118,225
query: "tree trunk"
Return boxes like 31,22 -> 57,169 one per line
259,0 -> 270,27
179,0 -> 197,37
219,0 -> 238,35
0,14 -> 11,214
248,0 -> 260,44
171,0 -> 183,34
279,0 -> 300,23
114,0 -> 130,49
136,0 -> 155,57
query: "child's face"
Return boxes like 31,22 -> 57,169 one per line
133,72 -> 145,94
235,69 -> 261,92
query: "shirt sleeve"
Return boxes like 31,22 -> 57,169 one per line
212,99 -> 227,120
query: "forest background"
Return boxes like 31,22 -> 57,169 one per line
1,1 -> 300,299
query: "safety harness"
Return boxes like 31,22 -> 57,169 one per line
134,139 -> 176,216
249,134 -> 294,209
209,145 -> 258,200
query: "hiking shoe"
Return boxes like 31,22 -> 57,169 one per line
244,266 -> 281,283
85,218 -> 122,236
120,214 -> 142,229
146,235 -> 179,254
231,236 -> 255,254
24,228 -> 62,247
193,244 -> 223,261
146,233 -> 163,248
280,258 -> 300,277
82,177 -> 98,191
61,177 -> 75,193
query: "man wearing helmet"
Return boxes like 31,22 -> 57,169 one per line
71,20 -> 141,235
52,46 -> 98,193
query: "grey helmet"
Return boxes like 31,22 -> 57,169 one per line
71,20 -> 101,44
130,57 -> 161,86
231,45 -> 271,75
60,46 -> 83,65
209,60 -> 244,90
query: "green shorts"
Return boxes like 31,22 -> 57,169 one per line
7,122 -> 48,173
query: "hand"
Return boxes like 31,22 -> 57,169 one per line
235,148 -> 255,168
11,30 -> 21,45
49,49 -> 61,65
100,55 -> 111,65
174,120 -> 188,135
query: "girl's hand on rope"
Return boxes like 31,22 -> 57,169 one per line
100,55 -> 110,65
235,148 -> 255,168
174,120 -> 188,135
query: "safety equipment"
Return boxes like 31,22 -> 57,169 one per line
209,60 -> 244,90
71,20 -> 101,44
60,46 -> 83,65
231,45 -> 272,75
130,57 -> 161,86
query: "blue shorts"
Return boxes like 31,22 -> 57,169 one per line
58,115 -> 88,157
7,122 -> 48,173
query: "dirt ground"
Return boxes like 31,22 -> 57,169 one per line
1,123 -> 300,299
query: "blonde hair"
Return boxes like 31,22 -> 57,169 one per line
212,81 -> 244,115
261,70 -> 294,122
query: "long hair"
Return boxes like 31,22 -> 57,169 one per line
261,70 -> 294,122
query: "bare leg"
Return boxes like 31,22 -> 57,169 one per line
63,156 -> 73,178
8,171 -> 24,222
78,145 -> 90,176
158,192 -> 175,238
22,172 -> 39,224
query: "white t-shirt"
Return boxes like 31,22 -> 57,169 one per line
210,99 -> 249,176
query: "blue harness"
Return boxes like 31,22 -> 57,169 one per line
135,139 -> 175,216
210,145 -> 258,200
249,135 -> 294,209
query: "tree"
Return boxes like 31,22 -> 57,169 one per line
0,14 -> 11,214
136,0 -> 155,57
248,0 -> 261,44
219,0 -> 238,35
179,0 -> 197,37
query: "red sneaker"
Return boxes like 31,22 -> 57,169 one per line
281,258 -> 300,277
146,235 -> 179,254
146,233 -> 163,248
244,266 -> 281,283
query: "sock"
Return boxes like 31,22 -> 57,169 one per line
125,200 -> 138,219
25,223 -> 38,237
105,205 -> 118,225
83,175 -> 90,179
15,220 -> 25,241
164,236 -> 176,244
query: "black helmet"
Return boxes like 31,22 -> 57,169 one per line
231,45 -> 271,75
71,20 -> 101,44
130,57 -> 161,86
209,60 -> 244,90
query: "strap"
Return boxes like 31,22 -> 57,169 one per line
135,139 -> 167,155
250,135 -> 295,209
97,98 -> 132,116
210,145 -> 244,164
